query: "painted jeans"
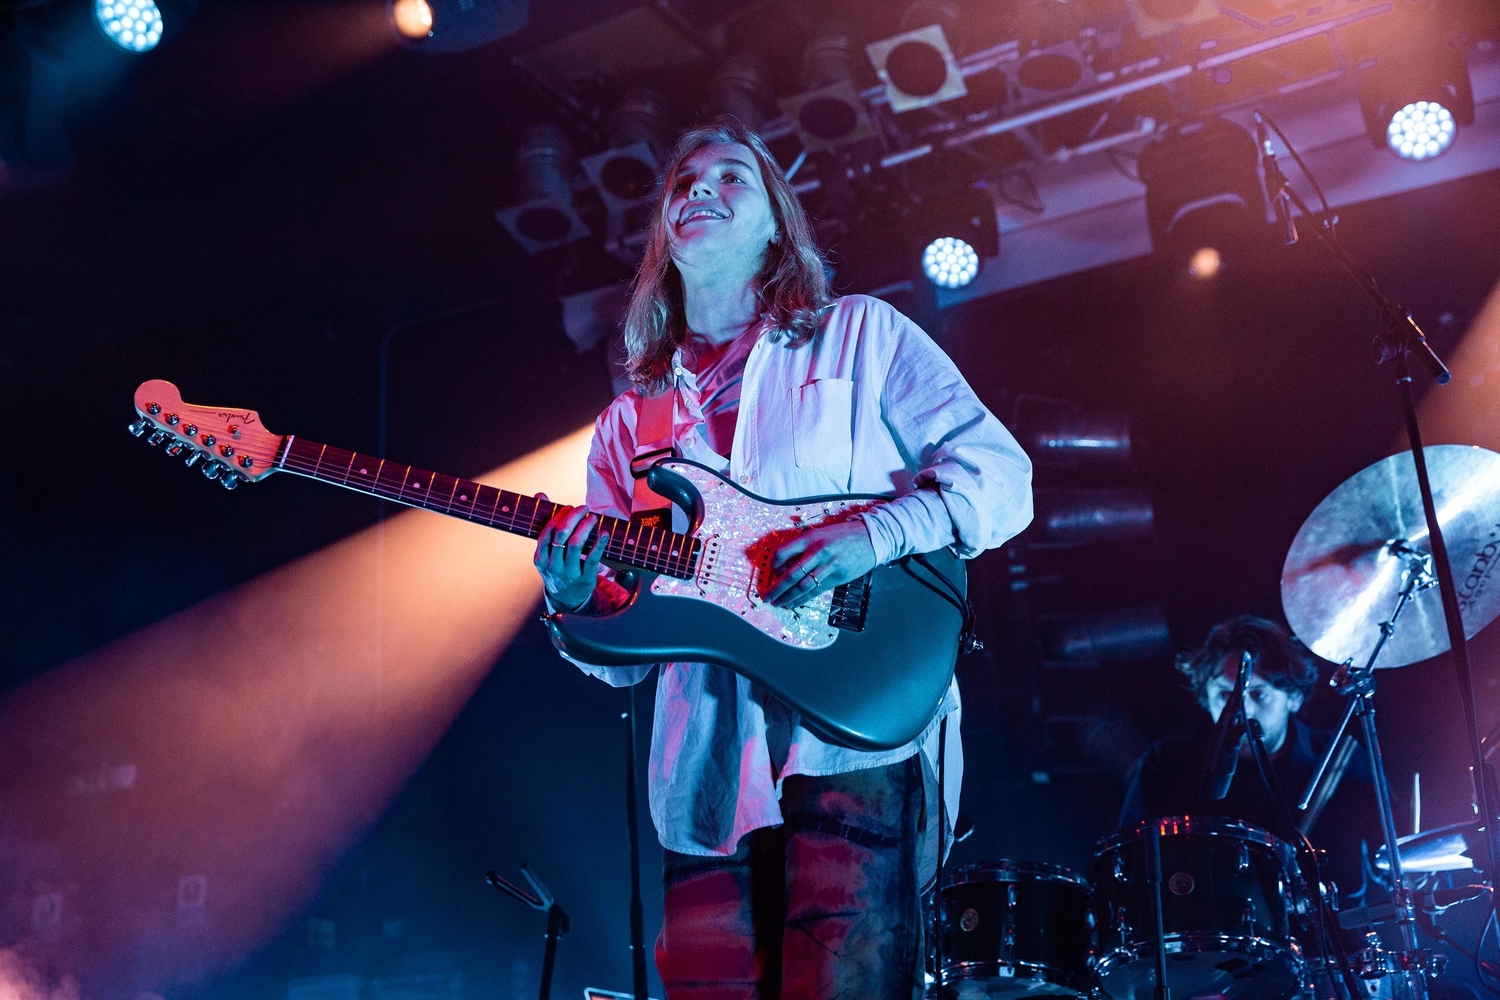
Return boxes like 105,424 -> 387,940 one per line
656,757 -> 923,1000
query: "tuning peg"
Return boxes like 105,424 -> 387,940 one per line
147,430 -> 168,446
164,442 -> 186,457
183,450 -> 202,469
200,462 -> 223,481
220,473 -> 242,491
127,419 -> 150,437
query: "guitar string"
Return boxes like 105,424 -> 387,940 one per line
271,452 -> 852,600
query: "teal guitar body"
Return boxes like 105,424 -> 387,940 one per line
546,459 -> 969,752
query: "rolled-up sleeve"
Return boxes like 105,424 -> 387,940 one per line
860,316 -> 1033,562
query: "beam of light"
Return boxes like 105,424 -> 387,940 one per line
1406,276 -> 1500,455
0,426 -> 593,995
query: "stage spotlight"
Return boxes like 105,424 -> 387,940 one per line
390,0 -> 433,40
867,24 -> 967,113
1015,404 -> 1134,467
1189,247 -> 1222,279
778,23 -> 876,153
922,237 -> 979,289
1138,118 -> 1264,277
707,51 -> 773,130
95,0 -> 163,52
1386,101 -> 1456,161
913,186 -> 998,289
1031,488 -> 1154,547
1041,605 -> 1172,666
496,124 -> 590,254
389,0 -> 529,52
1359,48 -> 1473,161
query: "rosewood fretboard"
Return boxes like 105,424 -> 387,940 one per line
275,437 -> 699,579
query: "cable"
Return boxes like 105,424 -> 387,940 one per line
1252,109 -> 1332,222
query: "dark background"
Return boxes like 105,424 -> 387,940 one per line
2,0 -> 1500,996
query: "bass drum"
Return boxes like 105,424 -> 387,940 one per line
1089,817 -> 1307,1000
940,860 -> 1098,998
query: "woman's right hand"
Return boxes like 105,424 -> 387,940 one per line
533,494 -> 610,612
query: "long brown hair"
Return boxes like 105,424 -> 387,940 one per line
623,120 -> 831,395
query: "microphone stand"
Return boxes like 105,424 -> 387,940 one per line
1297,555 -> 1439,1000
1262,123 -> 1499,903
623,685 -> 649,1000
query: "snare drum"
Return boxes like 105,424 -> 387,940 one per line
1089,817 -> 1306,1000
939,860 -> 1098,997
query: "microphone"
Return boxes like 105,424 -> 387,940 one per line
1202,650 -> 1252,800
1254,111 -> 1298,247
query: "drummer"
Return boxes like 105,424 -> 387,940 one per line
1119,614 -> 1384,905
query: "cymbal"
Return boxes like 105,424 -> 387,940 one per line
1373,820 -> 1482,874
1281,445 -> 1500,669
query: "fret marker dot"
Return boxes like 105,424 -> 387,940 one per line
412,482 -> 421,489
650,545 -> 658,552
502,506 -> 510,513
460,495 -> 468,501
360,468 -> 368,474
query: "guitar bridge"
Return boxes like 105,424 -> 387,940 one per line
827,574 -> 871,632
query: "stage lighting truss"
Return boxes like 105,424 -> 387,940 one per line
95,0 -> 162,52
866,24 -> 967,113
1123,0 -> 1220,40
778,80 -> 877,153
1358,49 -> 1473,162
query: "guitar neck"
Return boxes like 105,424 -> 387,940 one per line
276,436 -> 698,579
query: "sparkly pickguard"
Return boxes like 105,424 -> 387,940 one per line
648,463 -> 882,650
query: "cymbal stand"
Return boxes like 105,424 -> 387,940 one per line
1262,119 -> 1499,893
1300,554 -> 1438,1000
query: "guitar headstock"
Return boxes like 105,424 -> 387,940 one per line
129,379 -> 284,489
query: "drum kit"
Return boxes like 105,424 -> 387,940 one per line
935,446 -> 1500,1000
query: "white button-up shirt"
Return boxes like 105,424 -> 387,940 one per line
561,295 -> 1033,882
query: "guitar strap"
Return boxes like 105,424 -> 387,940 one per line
629,387 -> 676,530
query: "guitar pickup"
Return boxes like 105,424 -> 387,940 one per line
827,574 -> 871,632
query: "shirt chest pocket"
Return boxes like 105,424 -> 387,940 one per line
791,378 -> 854,487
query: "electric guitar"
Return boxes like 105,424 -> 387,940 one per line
128,380 -> 970,751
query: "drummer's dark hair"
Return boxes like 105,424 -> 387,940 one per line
1176,615 -> 1320,709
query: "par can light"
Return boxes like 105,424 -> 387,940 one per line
922,237 -> 980,289
1386,101 -> 1455,161
95,0 -> 162,52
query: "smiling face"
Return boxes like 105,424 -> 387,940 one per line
664,141 -> 779,276
1204,661 -> 1304,753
